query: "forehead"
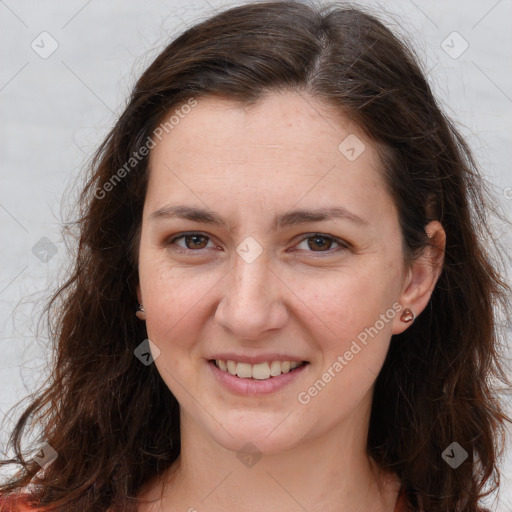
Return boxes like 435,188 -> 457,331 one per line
150,92 -> 370,164
145,91 -> 393,222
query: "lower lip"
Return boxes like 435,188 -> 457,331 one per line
208,360 -> 309,396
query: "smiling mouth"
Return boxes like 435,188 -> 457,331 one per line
210,359 -> 308,380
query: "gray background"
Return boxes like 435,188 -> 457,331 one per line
0,0 -> 511,510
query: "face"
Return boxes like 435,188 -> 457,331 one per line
137,91 -> 411,454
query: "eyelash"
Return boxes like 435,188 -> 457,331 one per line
165,232 -> 350,257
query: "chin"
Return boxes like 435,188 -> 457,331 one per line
206,415 -> 308,455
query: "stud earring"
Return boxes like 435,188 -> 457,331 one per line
400,308 -> 415,323
135,303 -> 146,320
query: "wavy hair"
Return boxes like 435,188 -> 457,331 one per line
1,1 -> 511,511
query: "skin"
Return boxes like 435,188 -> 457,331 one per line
135,90 -> 446,511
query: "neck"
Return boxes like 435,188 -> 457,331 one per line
143,400 -> 401,512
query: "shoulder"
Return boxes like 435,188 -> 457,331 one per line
395,488 -> 493,512
0,493 -> 37,511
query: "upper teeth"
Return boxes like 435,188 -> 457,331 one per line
215,360 -> 304,379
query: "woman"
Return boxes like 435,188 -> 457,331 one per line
0,1 -> 510,511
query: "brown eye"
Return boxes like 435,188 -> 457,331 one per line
183,234 -> 209,249
168,233 -> 214,251
294,233 -> 349,256
307,235 -> 333,251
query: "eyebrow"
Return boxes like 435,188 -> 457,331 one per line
148,204 -> 368,230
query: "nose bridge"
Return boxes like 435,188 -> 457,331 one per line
215,251 -> 287,339
233,253 -> 271,304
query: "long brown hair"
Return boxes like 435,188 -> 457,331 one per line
1,2 -> 510,511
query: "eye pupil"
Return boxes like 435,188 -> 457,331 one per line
171,233 -> 343,255
186,234 -> 208,249
308,236 -> 331,251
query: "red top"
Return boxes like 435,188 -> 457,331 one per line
0,494 -> 33,511
392,486 -> 491,512
0,486 -> 490,511
394,485 -> 409,512
0,487 -> 410,511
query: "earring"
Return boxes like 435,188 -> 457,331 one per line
136,303 -> 146,320
400,308 -> 415,323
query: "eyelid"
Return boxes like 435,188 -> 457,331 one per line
291,232 -> 350,255
165,231 -> 350,255
166,231 -> 218,253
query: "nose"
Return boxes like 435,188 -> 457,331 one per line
214,253 -> 289,341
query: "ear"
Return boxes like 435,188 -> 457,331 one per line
392,221 -> 446,335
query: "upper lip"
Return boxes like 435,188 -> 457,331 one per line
208,353 -> 308,364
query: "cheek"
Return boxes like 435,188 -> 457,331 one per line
287,260 -> 400,346
295,271 -> 397,420
140,265 -> 210,386
138,259 -> 210,345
